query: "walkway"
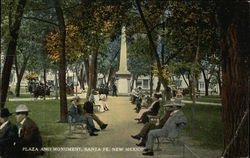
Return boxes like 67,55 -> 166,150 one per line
50,96 -> 187,158
8,94 -> 221,158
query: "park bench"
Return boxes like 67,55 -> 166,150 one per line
155,122 -> 186,151
149,101 -> 186,152
68,115 -> 87,134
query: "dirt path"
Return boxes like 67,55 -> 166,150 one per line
49,96 -> 221,158
51,96 -> 148,158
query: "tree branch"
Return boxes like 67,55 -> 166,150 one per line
23,16 -> 59,26
163,53 -> 178,65
149,22 -> 164,34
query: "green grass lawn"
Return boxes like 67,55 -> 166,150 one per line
5,100 -> 70,148
184,95 -> 222,104
182,103 -> 223,150
4,98 -> 223,153
7,93 -> 57,99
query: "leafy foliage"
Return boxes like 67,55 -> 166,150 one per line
44,25 -> 84,63
25,73 -> 38,81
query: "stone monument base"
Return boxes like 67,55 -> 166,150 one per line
116,74 -> 131,95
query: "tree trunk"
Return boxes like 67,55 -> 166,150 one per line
0,0 -> 27,108
84,58 -> 89,90
15,78 -> 22,97
130,74 -> 135,91
190,36 -> 200,136
202,70 -> 209,96
186,73 -> 193,99
182,74 -> 189,88
87,51 -> 98,97
14,54 -> 29,97
54,0 -> 67,122
217,2 -> 249,157
43,67 -> 47,100
155,78 -> 161,92
136,0 -> 171,101
150,69 -> 153,97
106,66 -> 114,88
217,66 -> 222,96
75,64 -> 85,90
54,69 -> 59,100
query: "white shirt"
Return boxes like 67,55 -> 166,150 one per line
0,121 -> 9,130
18,118 -> 26,136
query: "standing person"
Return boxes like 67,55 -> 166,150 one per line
68,97 -> 99,136
0,108 -> 18,158
142,104 -> 187,156
14,104 -> 44,158
83,100 -> 108,130
112,84 -> 117,96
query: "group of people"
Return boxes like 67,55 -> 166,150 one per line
0,105 -> 44,158
131,90 -> 187,156
68,90 -> 109,136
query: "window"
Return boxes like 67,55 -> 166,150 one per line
136,80 -> 142,87
143,79 -> 149,89
176,80 -> 182,87
199,82 -> 205,89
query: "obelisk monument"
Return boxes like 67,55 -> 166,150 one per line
116,26 -> 131,95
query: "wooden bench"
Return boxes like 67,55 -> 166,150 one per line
155,122 -> 186,151
68,115 -> 87,134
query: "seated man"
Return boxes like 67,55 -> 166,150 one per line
83,100 -> 108,130
68,97 -> 99,136
0,108 -> 18,158
142,103 -> 187,156
131,107 -> 173,147
14,104 -> 44,158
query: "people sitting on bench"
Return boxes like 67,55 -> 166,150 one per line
131,108 -> 173,147
68,97 -> 99,136
89,89 -> 106,112
83,100 -> 108,130
99,94 -> 109,111
142,103 -> 187,156
135,93 -> 161,123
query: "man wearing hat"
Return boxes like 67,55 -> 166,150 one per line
14,104 -> 44,158
0,108 -> 18,158
142,103 -> 187,156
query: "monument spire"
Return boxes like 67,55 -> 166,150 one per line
115,25 -> 131,95
116,26 -> 130,75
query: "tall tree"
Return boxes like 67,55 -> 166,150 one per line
64,1 -> 132,97
0,0 -> 27,108
53,0 -> 67,122
217,2 -> 249,157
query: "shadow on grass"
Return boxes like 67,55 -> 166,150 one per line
182,103 -> 223,150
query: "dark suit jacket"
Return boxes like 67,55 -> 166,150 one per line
15,117 -> 43,157
83,101 -> 94,114
149,101 -> 160,115
0,121 -> 18,158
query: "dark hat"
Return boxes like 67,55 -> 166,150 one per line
153,93 -> 162,99
0,108 -> 12,118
